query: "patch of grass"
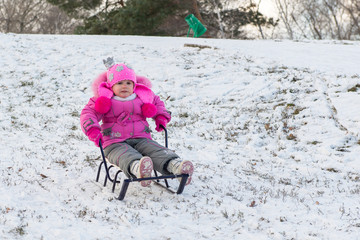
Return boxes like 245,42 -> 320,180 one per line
273,102 -> 286,110
267,67 -> 285,74
286,103 -> 295,108
84,155 -> 100,168
347,172 -> 360,182
179,112 -> 189,118
78,208 -> 87,218
184,43 -> 212,50
70,110 -> 80,117
55,160 -> 67,168
26,95 -> 35,103
324,168 -> 340,173
19,81 -> 34,87
10,225 -> 26,236
348,84 -> 360,92
291,76 -> 303,82
279,178 -> 291,185
225,131 -> 239,142
293,107 -> 305,115
221,210 -> 229,218
289,89 -> 299,93
286,134 -> 296,140
336,148 -> 350,152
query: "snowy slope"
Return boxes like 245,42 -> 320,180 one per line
0,33 -> 359,240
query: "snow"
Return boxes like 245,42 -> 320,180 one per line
1,33 -> 360,239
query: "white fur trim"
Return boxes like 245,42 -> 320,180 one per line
113,93 -> 137,101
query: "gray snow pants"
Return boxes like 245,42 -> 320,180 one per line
103,138 -> 179,177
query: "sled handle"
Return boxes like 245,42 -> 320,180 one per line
99,140 -> 111,181
160,125 -> 168,148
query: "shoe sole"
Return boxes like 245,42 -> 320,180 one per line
179,160 -> 194,185
138,156 -> 153,187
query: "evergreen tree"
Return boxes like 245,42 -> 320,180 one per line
48,0 -> 179,35
46,0 -> 102,17
106,0 -> 178,35
46,0 -> 277,38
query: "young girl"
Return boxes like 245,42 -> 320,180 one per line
80,58 -> 194,187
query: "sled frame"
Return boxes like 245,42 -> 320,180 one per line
96,126 -> 189,200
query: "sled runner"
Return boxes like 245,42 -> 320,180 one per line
96,126 -> 189,200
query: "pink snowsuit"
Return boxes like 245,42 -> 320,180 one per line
80,65 -> 178,177
80,95 -> 171,149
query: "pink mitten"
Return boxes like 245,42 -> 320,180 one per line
155,115 -> 168,132
87,128 -> 103,147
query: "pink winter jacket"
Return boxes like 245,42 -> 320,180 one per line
80,95 -> 171,148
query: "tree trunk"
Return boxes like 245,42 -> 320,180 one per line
255,1 -> 265,39
275,0 -> 294,39
339,0 -> 360,35
210,0 -> 224,38
192,0 -> 204,23
323,0 -> 342,40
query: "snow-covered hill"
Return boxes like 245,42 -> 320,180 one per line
1,33 -> 360,239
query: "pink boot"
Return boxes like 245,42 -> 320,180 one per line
167,159 -> 194,185
130,157 -> 153,187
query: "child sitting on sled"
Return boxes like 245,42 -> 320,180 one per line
80,58 -> 194,187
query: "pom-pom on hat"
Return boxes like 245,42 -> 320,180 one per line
94,57 -> 157,118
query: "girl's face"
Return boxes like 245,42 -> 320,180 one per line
112,80 -> 134,98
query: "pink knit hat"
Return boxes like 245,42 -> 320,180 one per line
107,63 -> 136,88
93,58 -> 157,117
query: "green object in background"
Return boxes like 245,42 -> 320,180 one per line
185,14 -> 207,37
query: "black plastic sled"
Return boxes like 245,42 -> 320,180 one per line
95,126 -> 189,200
